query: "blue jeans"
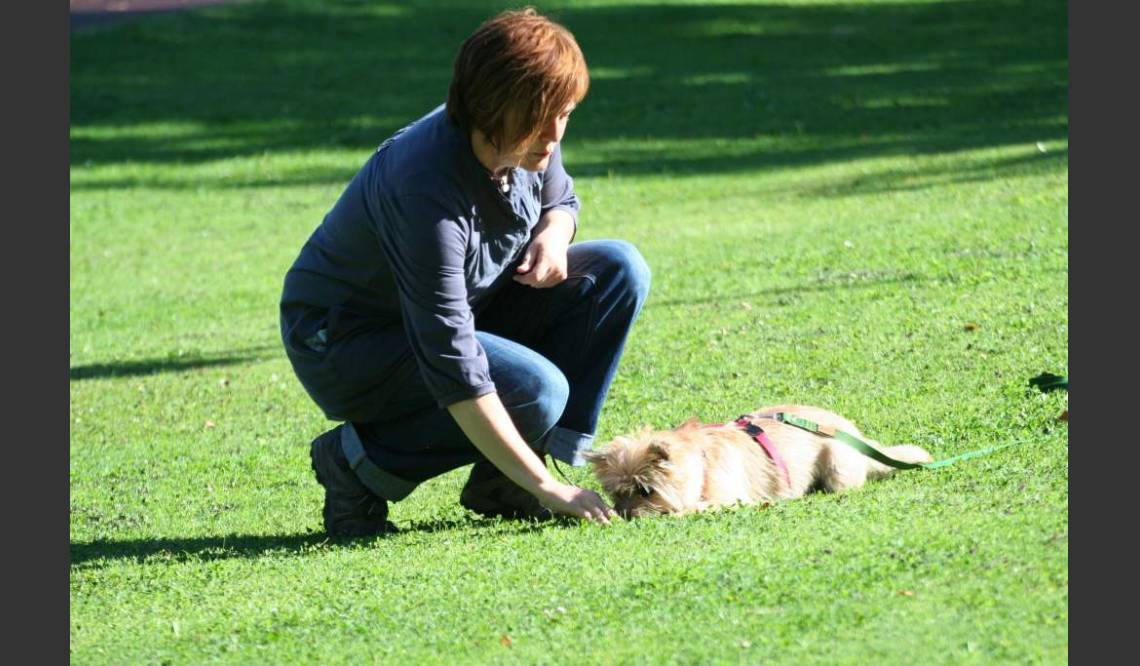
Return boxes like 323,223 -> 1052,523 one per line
346,240 -> 650,499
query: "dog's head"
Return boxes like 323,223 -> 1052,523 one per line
584,427 -> 695,518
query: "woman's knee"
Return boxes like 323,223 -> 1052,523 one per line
493,355 -> 569,444
575,239 -> 652,306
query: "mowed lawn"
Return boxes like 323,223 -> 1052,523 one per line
70,0 -> 1068,663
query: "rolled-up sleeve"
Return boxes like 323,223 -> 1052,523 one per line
541,144 -> 580,237
375,193 -> 496,408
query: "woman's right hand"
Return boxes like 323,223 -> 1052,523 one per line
537,482 -> 618,524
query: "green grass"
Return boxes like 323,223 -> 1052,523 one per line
70,0 -> 1068,662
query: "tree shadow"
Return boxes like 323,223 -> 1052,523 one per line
69,345 -> 279,381
646,272 -> 926,309
70,517 -> 562,569
70,0 -> 1067,192
792,145 -> 1068,198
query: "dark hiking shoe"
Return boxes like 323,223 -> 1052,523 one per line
459,460 -> 554,521
310,426 -> 397,537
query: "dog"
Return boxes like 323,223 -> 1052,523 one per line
584,404 -> 933,518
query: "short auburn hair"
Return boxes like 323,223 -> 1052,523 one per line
447,7 -> 589,151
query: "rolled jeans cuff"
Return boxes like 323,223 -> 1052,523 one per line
543,426 -> 594,467
342,422 -> 418,501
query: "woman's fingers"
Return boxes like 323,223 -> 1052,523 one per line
528,254 -> 558,286
580,491 -> 614,524
540,484 -> 616,524
512,244 -> 568,287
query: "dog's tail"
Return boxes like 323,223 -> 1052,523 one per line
866,444 -> 934,480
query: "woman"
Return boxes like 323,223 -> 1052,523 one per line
280,8 -> 649,536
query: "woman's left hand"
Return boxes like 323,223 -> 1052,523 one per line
513,211 -> 574,288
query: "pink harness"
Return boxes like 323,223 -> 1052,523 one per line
701,416 -> 793,490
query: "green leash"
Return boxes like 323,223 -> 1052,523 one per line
769,412 -> 1030,471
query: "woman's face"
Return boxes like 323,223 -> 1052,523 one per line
503,102 -> 576,172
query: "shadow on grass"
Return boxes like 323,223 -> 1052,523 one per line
70,0 -> 1067,193
69,346 -> 280,381
799,146 -> 1069,198
647,272 -> 925,309
70,518 -> 561,568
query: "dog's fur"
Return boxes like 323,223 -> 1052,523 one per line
585,404 -> 932,518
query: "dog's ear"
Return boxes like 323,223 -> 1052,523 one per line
673,417 -> 701,432
647,441 -> 671,463
581,447 -> 609,469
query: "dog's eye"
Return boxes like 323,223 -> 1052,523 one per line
637,484 -> 652,498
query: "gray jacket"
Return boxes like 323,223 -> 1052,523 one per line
280,105 -> 580,415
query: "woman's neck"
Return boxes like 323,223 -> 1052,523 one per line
470,129 -> 515,180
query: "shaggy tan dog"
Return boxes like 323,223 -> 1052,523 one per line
584,404 -> 932,518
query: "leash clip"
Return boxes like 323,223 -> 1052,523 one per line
734,415 -> 762,436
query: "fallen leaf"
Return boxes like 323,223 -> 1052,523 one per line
205,420 -> 216,429
963,322 -> 980,331
740,640 -> 752,648
220,377 -> 231,387
1058,410 -> 1068,422
897,590 -> 915,597
500,634 -> 513,648
740,301 -> 752,310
